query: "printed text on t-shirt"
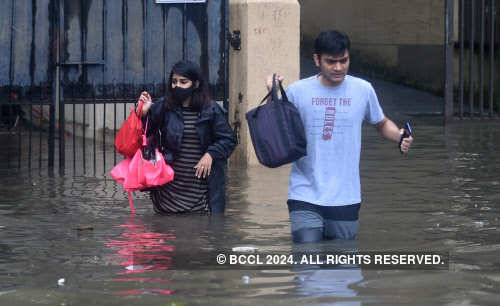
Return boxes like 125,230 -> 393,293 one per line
311,97 -> 351,106
312,97 -> 351,141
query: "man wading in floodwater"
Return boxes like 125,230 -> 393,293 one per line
267,30 -> 414,243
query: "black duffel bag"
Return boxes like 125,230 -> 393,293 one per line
245,74 -> 307,168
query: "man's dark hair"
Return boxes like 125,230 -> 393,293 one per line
314,30 -> 350,57
166,60 -> 211,112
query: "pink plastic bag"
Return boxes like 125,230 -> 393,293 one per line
110,158 -> 135,214
110,118 -> 174,215
123,148 -> 174,191
110,158 -> 131,186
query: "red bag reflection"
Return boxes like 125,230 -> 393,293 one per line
105,220 -> 176,295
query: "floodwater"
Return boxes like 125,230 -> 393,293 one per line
1,113 -> 500,305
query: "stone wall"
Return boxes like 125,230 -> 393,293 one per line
300,0 -> 446,94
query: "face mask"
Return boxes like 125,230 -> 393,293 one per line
172,85 -> 194,103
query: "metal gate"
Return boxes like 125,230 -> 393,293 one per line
445,0 -> 499,120
0,0 -> 229,174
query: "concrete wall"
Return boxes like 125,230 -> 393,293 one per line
229,0 -> 300,167
301,0 -> 446,94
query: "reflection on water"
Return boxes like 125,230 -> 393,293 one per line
105,219 -> 175,295
105,220 -> 176,274
295,268 -> 363,302
0,117 -> 500,305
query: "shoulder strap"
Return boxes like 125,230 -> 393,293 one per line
156,99 -> 168,151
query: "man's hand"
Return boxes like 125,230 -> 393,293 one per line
375,118 -> 414,153
399,129 -> 413,153
194,153 -> 213,179
265,74 -> 284,92
136,91 -> 152,117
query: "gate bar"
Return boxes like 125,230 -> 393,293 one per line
93,98 -> 96,175
479,0 -> 485,116
17,106 -> 21,169
8,0 -> 15,168
83,90 -> 87,174
58,0 -> 65,172
490,0 -> 495,116
29,99 -> 33,169
103,94 -> 107,173
113,84 -> 117,166
72,87 -> 76,172
445,0 -> 455,121
459,0 -> 465,118
469,0 -> 475,117
39,96 -> 43,169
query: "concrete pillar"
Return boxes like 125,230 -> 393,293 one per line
228,0 -> 300,167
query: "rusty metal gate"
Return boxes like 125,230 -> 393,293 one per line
0,0 -> 229,175
445,0 -> 499,120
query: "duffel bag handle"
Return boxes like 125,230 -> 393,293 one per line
259,73 -> 289,106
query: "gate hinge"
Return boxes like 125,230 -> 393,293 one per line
229,30 -> 241,51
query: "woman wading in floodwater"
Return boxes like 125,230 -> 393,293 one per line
138,60 -> 236,215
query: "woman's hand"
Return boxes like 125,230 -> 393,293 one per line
136,91 -> 152,117
194,153 -> 213,179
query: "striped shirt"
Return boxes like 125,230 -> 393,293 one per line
151,108 -> 208,214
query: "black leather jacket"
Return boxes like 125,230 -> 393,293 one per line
146,98 -> 237,213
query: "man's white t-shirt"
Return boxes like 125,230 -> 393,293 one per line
286,74 -> 385,206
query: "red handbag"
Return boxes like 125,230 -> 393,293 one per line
115,100 -> 143,157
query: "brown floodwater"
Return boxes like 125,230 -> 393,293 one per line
0,114 -> 499,305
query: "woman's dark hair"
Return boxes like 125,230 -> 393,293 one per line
314,30 -> 350,58
166,60 -> 211,112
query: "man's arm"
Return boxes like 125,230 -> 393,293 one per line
375,117 -> 413,153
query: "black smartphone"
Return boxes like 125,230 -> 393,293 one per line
399,122 -> 412,154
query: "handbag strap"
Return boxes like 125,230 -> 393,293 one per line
252,74 -> 289,118
259,73 -> 289,106
136,99 -> 144,119
144,117 -> 149,135
159,101 -> 167,151
141,117 -> 149,147
127,191 -> 136,215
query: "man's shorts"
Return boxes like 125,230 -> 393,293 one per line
287,200 -> 361,241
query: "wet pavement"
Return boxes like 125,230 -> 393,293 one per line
1,65 -> 500,305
